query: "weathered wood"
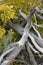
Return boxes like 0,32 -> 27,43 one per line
0,5 -> 43,65
26,42 -> 38,65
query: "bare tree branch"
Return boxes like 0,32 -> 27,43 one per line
26,42 -> 38,65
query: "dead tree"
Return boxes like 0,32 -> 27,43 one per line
0,4 -> 43,65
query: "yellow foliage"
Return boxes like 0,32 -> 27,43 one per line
0,0 -> 40,25
0,26 -> 6,38
28,0 -> 40,8
0,4 -> 16,24
0,5 -> 4,10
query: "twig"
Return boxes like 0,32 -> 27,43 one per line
32,25 -> 42,39
36,13 -> 43,20
28,32 -> 43,53
26,42 -> 38,65
30,32 -> 43,48
34,23 -> 43,28
27,41 -> 39,54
